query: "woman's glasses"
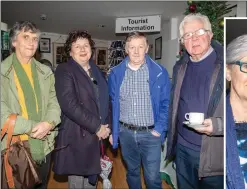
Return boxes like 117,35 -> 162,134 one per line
235,61 -> 247,73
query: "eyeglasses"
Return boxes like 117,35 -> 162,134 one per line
235,61 -> 247,73
182,28 -> 209,40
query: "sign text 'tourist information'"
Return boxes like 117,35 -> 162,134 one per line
115,15 -> 161,33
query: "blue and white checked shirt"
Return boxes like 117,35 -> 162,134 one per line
119,62 -> 154,126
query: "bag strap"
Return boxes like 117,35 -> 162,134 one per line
1,114 -> 15,140
1,118 -> 8,139
100,140 -> 105,157
22,145 -> 41,183
2,114 -> 18,188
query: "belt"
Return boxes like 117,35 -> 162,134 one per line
119,121 -> 154,131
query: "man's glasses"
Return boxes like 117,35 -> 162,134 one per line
182,28 -> 209,40
235,61 -> 247,73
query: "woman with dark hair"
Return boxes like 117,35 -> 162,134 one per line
226,34 -> 247,189
52,30 -> 111,189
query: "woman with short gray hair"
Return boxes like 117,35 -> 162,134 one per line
226,34 -> 247,189
1,21 -> 61,189
9,21 -> 41,52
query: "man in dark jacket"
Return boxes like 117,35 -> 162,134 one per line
166,13 -> 224,189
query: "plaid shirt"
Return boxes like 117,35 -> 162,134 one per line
119,62 -> 154,126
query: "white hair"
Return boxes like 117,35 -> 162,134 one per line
179,13 -> 212,40
226,34 -> 247,64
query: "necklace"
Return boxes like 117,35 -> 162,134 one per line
235,120 -> 247,123
234,116 -> 247,123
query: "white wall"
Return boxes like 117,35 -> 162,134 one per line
236,1 -> 246,16
39,32 -> 67,63
147,16 -> 182,78
40,32 -> 111,65
1,22 -> 8,31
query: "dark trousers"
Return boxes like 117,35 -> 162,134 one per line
119,126 -> 162,189
35,153 -> 52,189
175,143 -> 223,189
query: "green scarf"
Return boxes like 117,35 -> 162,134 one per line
12,53 -> 45,164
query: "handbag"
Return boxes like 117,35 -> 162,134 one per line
100,140 -> 112,189
1,114 -> 42,189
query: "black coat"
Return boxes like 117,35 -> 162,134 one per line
53,58 -> 110,176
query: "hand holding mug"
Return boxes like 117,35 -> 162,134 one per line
185,112 -> 204,124
194,118 -> 213,135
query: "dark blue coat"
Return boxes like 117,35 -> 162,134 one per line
52,58 -> 110,176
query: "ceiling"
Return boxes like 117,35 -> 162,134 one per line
1,1 -> 187,40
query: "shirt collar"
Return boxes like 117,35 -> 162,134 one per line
190,46 -> 214,62
126,60 -> 147,71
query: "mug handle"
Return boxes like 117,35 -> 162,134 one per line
185,113 -> 190,121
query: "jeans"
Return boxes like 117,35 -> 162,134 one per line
119,125 -> 162,189
175,143 -> 223,189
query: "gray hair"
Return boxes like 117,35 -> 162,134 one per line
125,31 -> 148,45
226,34 -> 247,65
179,13 -> 212,40
9,21 -> 41,52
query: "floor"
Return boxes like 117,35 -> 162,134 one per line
47,146 -> 172,189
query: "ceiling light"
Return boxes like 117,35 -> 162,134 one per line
97,24 -> 105,28
40,14 -> 47,20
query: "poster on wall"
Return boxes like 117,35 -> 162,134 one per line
155,37 -> 162,60
39,38 -> 51,53
148,44 -> 153,59
96,47 -> 108,68
53,43 -> 68,67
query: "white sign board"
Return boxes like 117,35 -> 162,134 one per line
115,15 -> 161,33
1,22 -> 8,31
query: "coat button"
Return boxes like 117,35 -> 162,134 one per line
83,133 -> 86,137
80,102 -> 83,105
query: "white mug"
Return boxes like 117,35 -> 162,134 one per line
185,112 -> 204,124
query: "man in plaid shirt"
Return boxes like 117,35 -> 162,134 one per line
108,31 -> 170,189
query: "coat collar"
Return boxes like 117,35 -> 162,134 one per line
177,40 -> 223,66
114,54 -> 163,79
1,53 -> 53,118
1,53 -> 52,79
111,54 -> 164,90
68,58 -> 101,105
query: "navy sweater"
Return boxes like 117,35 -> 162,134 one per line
177,50 -> 216,151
